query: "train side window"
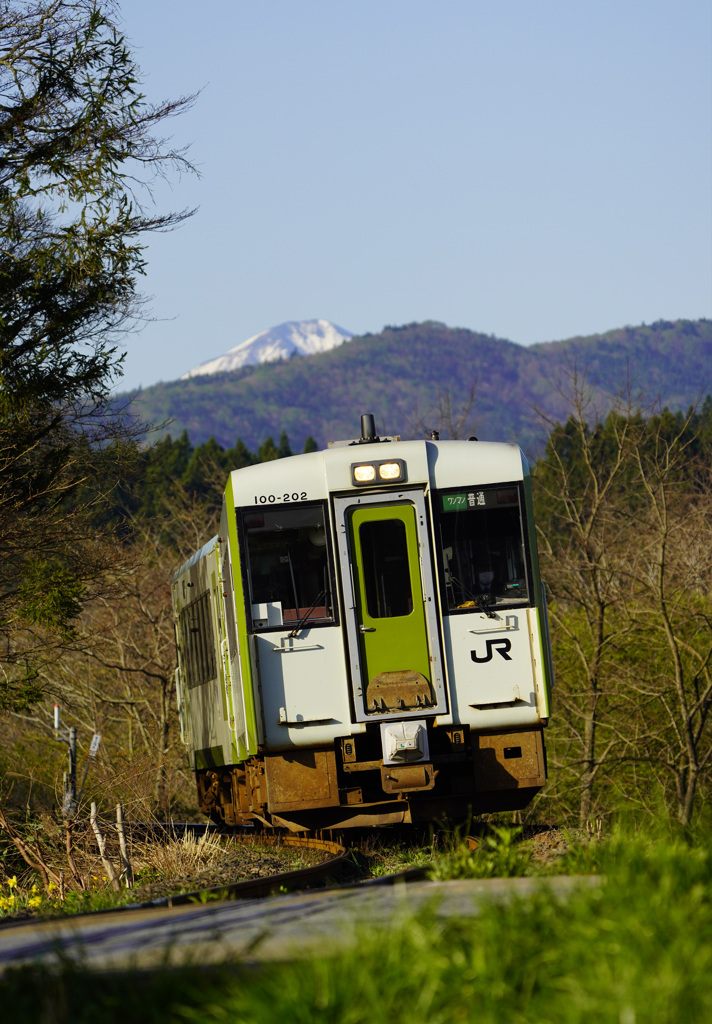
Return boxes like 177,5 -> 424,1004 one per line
242,503 -> 335,630
180,591 -> 217,687
359,519 -> 413,618
437,485 -> 530,612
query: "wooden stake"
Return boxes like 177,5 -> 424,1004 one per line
116,803 -> 134,888
90,802 -> 120,891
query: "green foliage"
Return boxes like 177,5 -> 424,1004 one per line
363,840 -> 433,877
533,401 -> 712,545
16,559 -> 84,635
0,0 -> 194,411
226,437 -> 257,469
533,396 -> 712,825
179,435 -> 226,509
429,824 -> 530,880
185,826 -> 712,1024
0,671 -> 44,713
0,1 -> 195,706
277,430 -> 293,458
122,429 -> 304,530
256,436 -> 279,462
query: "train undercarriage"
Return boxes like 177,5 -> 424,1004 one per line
196,724 -> 547,831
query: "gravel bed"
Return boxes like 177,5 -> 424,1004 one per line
520,824 -> 598,865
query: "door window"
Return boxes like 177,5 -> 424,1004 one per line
359,519 -> 413,618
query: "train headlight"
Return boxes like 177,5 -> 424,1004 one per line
378,462 -> 401,480
351,459 -> 406,486
352,464 -> 376,483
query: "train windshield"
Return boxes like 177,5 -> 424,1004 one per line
241,503 -> 335,630
437,485 -> 530,612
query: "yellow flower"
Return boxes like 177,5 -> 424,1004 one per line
6,877 -> 17,890
47,881 -> 57,892
28,896 -> 42,909
31,883 -> 39,894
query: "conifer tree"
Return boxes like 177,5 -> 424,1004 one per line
0,0 -> 195,707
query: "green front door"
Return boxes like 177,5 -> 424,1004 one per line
349,503 -> 435,714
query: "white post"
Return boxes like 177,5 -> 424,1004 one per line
90,802 -> 119,891
116,803 -> 134,888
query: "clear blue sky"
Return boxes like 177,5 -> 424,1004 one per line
115,0 -> 712,392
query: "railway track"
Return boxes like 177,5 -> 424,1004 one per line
128,832 -> 353,909
123,826 -> 481,910
0,818 -> 482,930
84,822 -> 481,913
0,833 -> 597,977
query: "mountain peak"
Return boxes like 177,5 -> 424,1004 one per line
181,319 -> 354,378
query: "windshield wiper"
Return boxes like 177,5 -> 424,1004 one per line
288,589 -> 327,638
448,574 -> 497,619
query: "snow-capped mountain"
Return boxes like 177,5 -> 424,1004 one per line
181,319 -> 354,378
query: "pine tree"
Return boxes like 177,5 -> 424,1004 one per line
0,1 -> 195,707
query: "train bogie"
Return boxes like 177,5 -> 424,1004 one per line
172,419 -> 553,830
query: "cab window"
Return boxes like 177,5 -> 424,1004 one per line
437,485 -> 530,612
241,503 -> 335,630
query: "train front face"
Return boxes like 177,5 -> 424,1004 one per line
231,436 -> 552,828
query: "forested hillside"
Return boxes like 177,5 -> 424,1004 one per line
126,318 -> 712,458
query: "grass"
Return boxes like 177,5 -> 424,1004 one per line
1,817 -> 710,1022
0,830 -> 227,919
428,822 -> 532,879
0,830 -> 327,920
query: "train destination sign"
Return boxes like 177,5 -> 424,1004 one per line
441,488 -> 519,512
441,491 -> 485,512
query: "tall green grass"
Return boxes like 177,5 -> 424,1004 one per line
2,819 -> 710,1023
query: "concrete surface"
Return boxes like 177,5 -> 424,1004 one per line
0,875 -> 600,973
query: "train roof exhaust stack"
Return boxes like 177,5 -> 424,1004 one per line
327,415 -> 400,447
360,414 -> 377,442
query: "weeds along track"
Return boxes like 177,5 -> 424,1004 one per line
121,828 -> 352,909
66,822 -> 483,915
115,824 -> 478,911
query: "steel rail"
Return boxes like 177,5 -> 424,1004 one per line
32,826 -> 481,921
116,828 -> 481,909
123,832 -> 351,910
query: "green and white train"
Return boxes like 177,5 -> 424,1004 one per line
172,416 -> 553,830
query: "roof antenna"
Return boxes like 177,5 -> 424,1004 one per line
360,414 -> 377,442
